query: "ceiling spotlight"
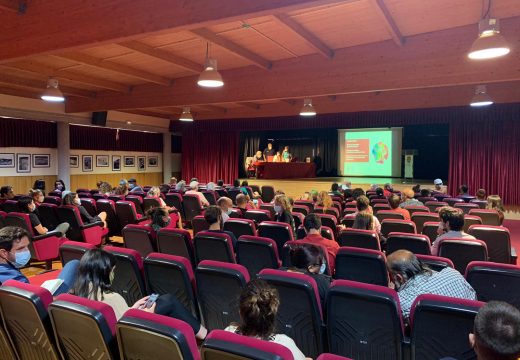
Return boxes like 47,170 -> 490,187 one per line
470,85 -> 493,107
198,43 -> 224,88
41,78 -> 65,102
179,107 -> 194,121
126,121 -> 132,125
299,98 -> 316,116
468,18 -> 510,60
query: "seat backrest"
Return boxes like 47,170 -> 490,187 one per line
0,280 -> 59,360
327,279 -> 403,360
438,238 -> 488,273
454,202 -> 479,214
376,210 -> 404,222
37,202 -> 61,230
5,212 -> 35,235
0,211 -> 5,229
261,186 -> 275,203
166,193 -> 185,219
468,209 -> 501,225
109,194 -> 125,203
143,197 -> 162,214
468,225 -> 511,263
257,221 -> 294,255
236,235 -> 280,278
144,253 -> 198,319
223,218 -> 257,238
202,191 -> 217,206
335,247 -> 389,286
386,232 -> 431,255
469,199 -> 487,209
370,198 -> 389,205
295,200 -> 314,212
103,246 -> 146,306
316,213 -> 337,230
2,200 -> 19,213
56,205 -> 86,241
292,204 -> 309,217
317,354 -> 353,360
125,195 -> 144,215
411,212 -> 439,233
422,221 -> 440,244
194,231 -> 236,264
291,211 -> 305,229
259,204 -> 276,218
117,308 -> 200,360
0,309 -> 16,359
115,200 -> 140,228
465,261 -> 520,308
80,198 -> 98,217
157,228 -> 195,264
372,203 -> 391,214
463,215 -> 482,232
96,199 -> 121,236
416,254 -> 454,272
49,293 -> 118,359
122,224 -> 155,257
192,215 -> 209,236
244,209 -> 271,224
183,194 -> 203,222
425,201 -> 448,213
409,294 -> 484,360
93,193 -> 107,201
59,240 -> 96,265
337,228 -> 380,250
381,219 -> 416,237
257,269 -> 323,358
227,189 -> 242,205
195,260 -> 250,330
445,197 -> 464,207
340,213 -> 356,227
404,205 -> 429,216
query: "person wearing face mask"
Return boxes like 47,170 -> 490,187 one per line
18,196 -> 70,236
273,194 -> 295,234
62,192 -> 107,229
29,188 -> 45,207
54,179 -> 66,193
127,178 -> 143,193
0,226 -> 79,294
217,196 -> 234,223
300,214 -> 339,266
386,250 -> 476,322
204,205 -> 237,250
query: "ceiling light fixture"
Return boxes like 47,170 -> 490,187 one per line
470,85 -> 494,107
468,18 -> 510,60
198,43 -> 224,88
299,98 -> 316,116
179,107 -> 194,121
41,78 -> 65,102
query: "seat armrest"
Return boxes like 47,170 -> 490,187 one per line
33,230 -> 62,241
136,217 -> 149,224
81,221 -> 104,229
401,337 -> 412,360
511,246 -> 517,265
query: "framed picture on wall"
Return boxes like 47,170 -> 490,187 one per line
16,153 -> 31,173
32,154 -> 50,168
70,155 -> 79,168
147,156 -> 158,167
82,155 -> 93,172
112,155 -> 121,171
0,153 -> 15,168
96,155 -> 109,167
124,156 -> 135,167
137,156 -> 146,171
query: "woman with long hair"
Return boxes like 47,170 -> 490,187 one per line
273,194 -> 295,234
63,192 -> 107,228
147,186 -> 182,228
486,195 -> 505,225
29,189 -> 45,207
18,196 -> 69,236
352,212 -> 375,231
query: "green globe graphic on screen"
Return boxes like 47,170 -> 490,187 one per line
371,141 -> 389,164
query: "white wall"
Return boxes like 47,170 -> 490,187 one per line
70,149 -> 162,175
0,147 -> 57,176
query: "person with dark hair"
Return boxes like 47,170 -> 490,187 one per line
355,195 -> 381,234
263,143 -> 276,161
431,206 -> 475,256
230,179 -> 241,190
476,189 -> 487,201
420,188 -> 432,198
0,226 -> 79,293
30,188 -> 45,207
0,185 -> 14,204
388,194 -> 410,220
98,181 -> 112,196
71,248 -> 207,339
63,192 -> 107,228
128,178 -> 143,193
54,179 -> 66,192
217,179 -> 224,187
470,301 -> 520,360
18,196 -> 69,236
33,179 -> 46,194
147,207 -> 177,241
352,212 -> 376,231
383,183 -> 393,197
375,187 -> 384,197
225,279 -> 305,359
412,184 -> 421,193
301,213 -> 339,262
351,187 -> 365,200
204,205 -> 237,249
387,250 -> 475,320
458,184 -> 469,196
330,183 -> 342,196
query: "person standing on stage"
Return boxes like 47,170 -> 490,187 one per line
263,143 -> 276,161
282,146 -> 292,163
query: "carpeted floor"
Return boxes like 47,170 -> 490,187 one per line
504,220 -> 520,258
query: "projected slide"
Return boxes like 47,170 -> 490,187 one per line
338,128 -> 402,177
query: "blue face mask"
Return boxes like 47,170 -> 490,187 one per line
319,263 -> 327,274
12,249 -> 31,268
274,205 -> 282,213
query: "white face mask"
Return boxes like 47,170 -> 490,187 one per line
319,263 -> 327,274
74,198 -> 81,206
274,205 -> 282,213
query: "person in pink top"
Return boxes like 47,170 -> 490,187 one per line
184,181 -> 210,207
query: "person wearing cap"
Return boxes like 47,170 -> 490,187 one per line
399,188 -> 423,208
128,178 -> 143,193
185,181 -> 210,207
433,178 -> 447,194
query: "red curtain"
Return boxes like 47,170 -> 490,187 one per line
70,125 -> 162,152
0,118 -> 57,147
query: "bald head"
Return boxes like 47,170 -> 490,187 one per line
387,250 -> 428,286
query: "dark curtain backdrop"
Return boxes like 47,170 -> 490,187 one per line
0,118 -> 57,147
70,125 -> 162,152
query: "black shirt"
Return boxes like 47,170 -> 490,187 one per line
275,210 -> 296,234
206,229 -> 237,250
28,212 -> 41,229
263,148 -> 276,158
78,205 -> 100,224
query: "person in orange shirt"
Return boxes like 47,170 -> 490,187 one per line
300,213 -> 339,263
388,194 -> 411,220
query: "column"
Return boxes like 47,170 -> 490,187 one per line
163,132 -> 172,183
57,122 -> 71,189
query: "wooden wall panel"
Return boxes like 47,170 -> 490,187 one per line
70,172 -> 163,191
0,175 -> 58,195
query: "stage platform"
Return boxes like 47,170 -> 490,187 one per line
240,177 -> 435,201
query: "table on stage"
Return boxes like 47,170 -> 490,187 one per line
255,161 -> 316,179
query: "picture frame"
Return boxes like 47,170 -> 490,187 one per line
147,156 -> 158,167
112,155 -> 121,171
16,153 -> 31,173
70,155 -> 79,168
0,153 -> 15,168
82,155 -> 93,172
124,156 -> 135,167
137,156 -> 146,171
96,155 -> 109,167
32,154 -> 50,168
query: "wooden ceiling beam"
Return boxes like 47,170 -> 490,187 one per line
120,109 -> 172,119
280,99 -> 297,106
0,85 -> 40,100
118,40 -> 202,73
192,104 -> 228,113
0,73 -> 95,98
272,13 -> 334,59
55,52 -> 172,86
191,28 -> 272,70
237,102 -> 260,110
370,0 -> 404,46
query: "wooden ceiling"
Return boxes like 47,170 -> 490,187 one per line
0,0 -> 519,126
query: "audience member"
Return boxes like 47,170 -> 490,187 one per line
355,195 -> 381,234
330,183 -> 342,196
431,206 -> 475,256
175,180 -> 186,192
470,301 -> 520,360
54,179 -> 66,192
128,178 -> 143,193
0,185 -> 14,203
169,177 -> 177,187
458,184 -> 475,201
400,188 -> 423,208
71,248 -> 207,339
476,188 -> 487,201
342,180 -> 352,190
310,189 -> 319,202
32,179 -> 46,194
147,207 -> 177,238
386,250 -> 476,320
486,195 -> 505,225
433,178 -> 447,194
412,184 -> 421,193
273,194 -> 295,234
300,214 -> 339,262
18,196 -> 69,236
352,212 -> 376,231
388,194 -> 410,220
0,226 -> 78,294
375,187 -> 384,197
204,205 -> 237,249
225,280 -> 306,360
185,181 -> 210,207
113,179 -> 129,196
383,183 -> 393,197
206,182 -> 216,191
420,188 -> 432,198
217,179 -> 224,188
98,182 -> 112,196
230,179 -> 241,190
29,188 -> 45,207
316,191 -> 333,212
300,192 -> 311,201
217,196 -> 233,222
351,187 -> 365,200
63,192 -> 107,228
147,186 -> 181,228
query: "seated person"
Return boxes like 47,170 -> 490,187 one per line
236,193 -> 256,216
399,188 -> 423,208
217,196 -> 234,222
375,187 -> 385,198
204,205 -> 237,250
433,178 -> 447,194
98,182 -> 112,196
216,179 -> 225,188
71,248 -> 207,340
228,179 -> 241,191
351,187 -> 365,200
316,191 -> 335,214
175,180 -> 186,192
240,180 -> 254,198
431,206 -> 475,256
383,183 -> 394,197
274,194 -> 296,234
486,195 -> 505,225
476,188 -> 487,201
420,188 -> 433,199
351,212 -> 377,232
388,194 -> 410,220
62,192 -> 107,228
0,226 -> 78,295
387,249 -> 476,321
330,183 -> 343,197
0,185 -> 14,204
54,179 -> 66,193
147,186 -> 181,228
272,151 -> 282,162
300,192 -> 311,201
128,178 -> 143,193
355,195 -> 381,234
18,196 -> 69,236
184,181 -> 210,207
254,150 -> 264,162
147,207 -> 177,240
300,214 -> 339,263
246,159 -> 256,178
169,177 -> 177,189
412,184 -> 421,194
470,301 -> 520,360
30,188 -> 45,207
225,279 -> 306,360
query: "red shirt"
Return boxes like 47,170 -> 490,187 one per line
301,233 -> 340,261
390,207 -> 411,220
